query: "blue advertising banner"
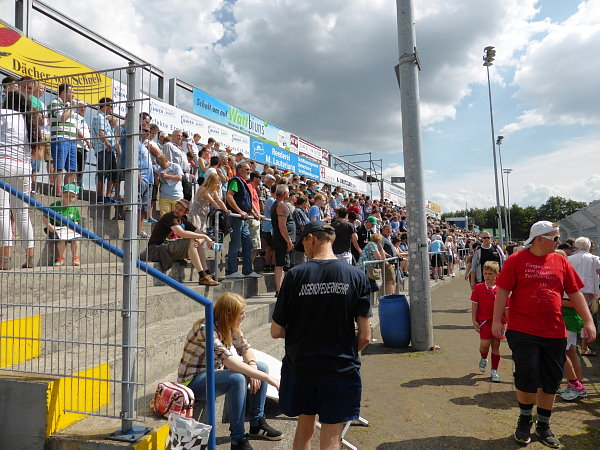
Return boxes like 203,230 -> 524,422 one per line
250,137 -> 296,173
297,156 -> 321,180
193,88 -> 292,151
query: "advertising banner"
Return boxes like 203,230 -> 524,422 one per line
297,156 -> 321,180
290,134 -> 329,166
0,23 -> 112,103
250,137 -> 296,173
144,98 -> 251,157
320,166 -> 367,194
193,88 -> 291,151
382,180 -> 406,206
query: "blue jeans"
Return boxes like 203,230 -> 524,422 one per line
188,361 -> 269,442
226,215 -> 254,275
50,139 -> 77,171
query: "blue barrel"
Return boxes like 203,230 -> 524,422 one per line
378,295 -> 411,347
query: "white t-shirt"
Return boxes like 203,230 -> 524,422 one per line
204,167 -> 218,179
568,251 -> 600,295
0,109 -> 30,162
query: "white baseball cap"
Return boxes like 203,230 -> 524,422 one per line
524,221 -> 559,246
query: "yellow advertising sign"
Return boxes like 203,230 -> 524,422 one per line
0,23 -> 111,103
427,201 -> 442,213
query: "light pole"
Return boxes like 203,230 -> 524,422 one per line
503,168 -> 513,241
483,46 -> 504,248
497,135 -> 509,242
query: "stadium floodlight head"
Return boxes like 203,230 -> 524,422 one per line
483,46 -> 496,66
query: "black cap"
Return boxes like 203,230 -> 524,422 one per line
294,221 -> 335,253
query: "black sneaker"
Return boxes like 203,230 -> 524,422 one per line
514,415 -> 533,444
248,417 -> 283,441
231,436 -> 253,450
535,422 -> 561,448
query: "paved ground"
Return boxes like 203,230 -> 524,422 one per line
220,273 -> 600,449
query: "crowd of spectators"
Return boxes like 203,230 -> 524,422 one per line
0,75 -> 493,284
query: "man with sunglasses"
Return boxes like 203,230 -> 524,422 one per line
470,231 -> 505,290
492,221 -> 596,448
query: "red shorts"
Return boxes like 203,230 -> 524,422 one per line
478,320 -> 505,340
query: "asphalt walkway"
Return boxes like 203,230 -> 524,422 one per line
351,275 -> 600,449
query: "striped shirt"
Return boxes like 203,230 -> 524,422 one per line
49,98 -> 77,140
91,111 -> 116,153
177,320 -> 250,384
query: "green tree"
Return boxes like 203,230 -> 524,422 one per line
508,204 -> 537,240
535,196 -> 587,223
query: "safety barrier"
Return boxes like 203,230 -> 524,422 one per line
0,66 -> 218,448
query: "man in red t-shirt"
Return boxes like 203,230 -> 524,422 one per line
492,221 -> 596,448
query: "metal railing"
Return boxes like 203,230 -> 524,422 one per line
0,66 -> 218,448
361,256 -> 404,303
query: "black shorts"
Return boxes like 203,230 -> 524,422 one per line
431,253 -> 444,267
261,231 -> 273,247
279,363 -> 362,424
506,330 -> 566,394
273,241 -> 290,268
96,150 -> 119,182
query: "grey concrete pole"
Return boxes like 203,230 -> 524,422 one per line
395,0 -> 433,351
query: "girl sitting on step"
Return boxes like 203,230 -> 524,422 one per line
178,292 -> 283,450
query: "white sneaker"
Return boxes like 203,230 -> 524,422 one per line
245,271 -> 263,278
490,369 -> 500,382
225,272 -> 245,279
479,357 -> 487,372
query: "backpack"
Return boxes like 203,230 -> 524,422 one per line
150,382 -> 195,418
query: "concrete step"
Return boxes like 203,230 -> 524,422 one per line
47,313 -> 290,449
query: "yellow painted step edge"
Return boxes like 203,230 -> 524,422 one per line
46,362 -> 111,436
0,315 -> 41,368
133,423 -> 170,450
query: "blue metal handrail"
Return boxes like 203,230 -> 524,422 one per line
0,179 -> 217,449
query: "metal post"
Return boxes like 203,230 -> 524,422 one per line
168,78 -> 177,106
483,47 -> 504,248
504,168 -> 513,242
395,0 -> 433,351
116,62 -> 148,439
213,210 -> 220,276
205,305 -> 217,450
15,0 -> 32,36
497,137 -> 509,243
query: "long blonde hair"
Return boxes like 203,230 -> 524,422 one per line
214,292 -> 246,347
198,172 -> 221,198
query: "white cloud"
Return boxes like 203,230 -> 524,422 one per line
507,0 -> 600,132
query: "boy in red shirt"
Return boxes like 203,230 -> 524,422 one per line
471,261 -> 505,382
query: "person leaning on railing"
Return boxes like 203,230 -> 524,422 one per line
0,90 -> 39,270
356,233 -> 386,294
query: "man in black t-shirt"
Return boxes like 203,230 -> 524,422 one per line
469,231 -> 505,289
145,199 -> 219,286
331,207 -> 358,264
352,216 -> 377,262
271,221 -> 371,448
271,184 -> 296,293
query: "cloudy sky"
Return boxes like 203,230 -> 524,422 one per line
2,0 -> 599,212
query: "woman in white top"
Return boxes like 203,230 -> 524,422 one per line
1,91 -> 38,269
